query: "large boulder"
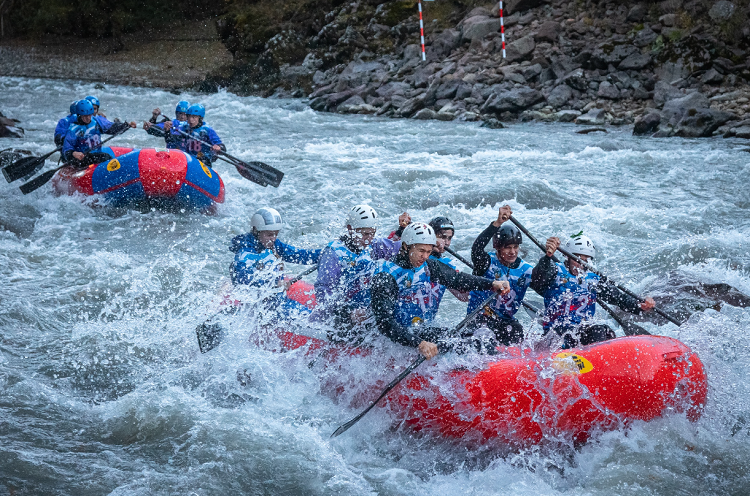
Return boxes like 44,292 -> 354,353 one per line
505,35 -> 536,62
482,88 -> 544,113
661,92 -> 710,124
505,0 -> 544,14
709,1 -> 736,22
674,109 -> 735,137
619,53 -> 652,70
436,79 -> 461,100
0,112 -> 24,138
575,108 -> 607,125
399,94 -> 427,117
376,81 -> 411,99
431,29 -> 461,58
633,27 -> 658,47
597,81 -> 621,100
546,85 -> 573,107
534,21 -> 561,43
461,15 -> 502,41
653,82 -> 684,106
633,112 -> 661,136
560,68 -> 588,91
627,4 -> 648,22
590,44 -> 638,69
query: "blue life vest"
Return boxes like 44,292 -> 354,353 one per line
542,262 -> 600,331
177,122 -> 222,164
232,247 -> 284,288
327,239 -> 377,308
375,260 -> 442,328
467,254 -> 533,320
54,114 -> 77,143
62,120 -> 103,157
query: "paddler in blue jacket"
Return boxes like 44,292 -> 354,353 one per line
54,101 -> 79,146
371,222 -> 510,360
314,204 -> 402,335
230,207 -> 321,317
143,100 -> 189,149
466,205 -> 534,345
531,234 -> 656,348
175,104 -> 225,166
62,100 -> 135,166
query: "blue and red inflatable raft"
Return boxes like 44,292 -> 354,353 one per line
52,146 -> 225,211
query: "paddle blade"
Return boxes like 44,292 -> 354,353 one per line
619,317 -> 651,336
234,164 -> 269,187
247,161 -> 284,188
196,321 -> 225,353
331,413 -> 367,438
4,155 -> 45,183
19,168 -> 59,195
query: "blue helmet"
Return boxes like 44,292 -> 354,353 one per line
85,95 -> 100,107
69,100 -> 79,114
75,100 -> 95,116
175,101 -> 190,114
186,103 -> 205,118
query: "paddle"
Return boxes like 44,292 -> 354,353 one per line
196,264 -> 319,354
4,146 -> 62,183
19,130 -> 128,195
165,123 -> 284,188
507,216 -> 653,336
444,246 -> 542,316
330,291 -> 497,438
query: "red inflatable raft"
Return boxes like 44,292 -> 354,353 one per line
252,282 -> 708,446
52,147 -> 225,211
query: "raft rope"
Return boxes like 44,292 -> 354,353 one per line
499,1 -> 506,58
418,0 -> 426,61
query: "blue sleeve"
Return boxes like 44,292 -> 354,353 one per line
229,233 -> 254,253
62,129 -> 78,161
54,117 -> 71,140
146,122 -> 166,137
370,238 -> 401,260
277,240 -> 321,265
205,127 -> 223,145
313,247 -> 342,316
95,115 -> 114,133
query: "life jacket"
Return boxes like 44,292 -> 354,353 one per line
66,120 -> 102,154
231,246 -> 284,288
54,114 -> 76,143
178,123 -> 221,163
542,262 -> 600,331
467,254 -> 533,320
375,260 -> 442,328
429,254 -> 457,308
327,239 -> 377,308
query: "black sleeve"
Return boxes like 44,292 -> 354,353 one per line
426,258 -> 495,292
54,135 -> 64,146
371,272 -> 437,348
471,223 -> 499,276
597,280 -> 643,315
530,255 -> 557,295
106,122 -> 130,135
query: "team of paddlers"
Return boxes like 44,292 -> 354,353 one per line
54,97 -> 657,359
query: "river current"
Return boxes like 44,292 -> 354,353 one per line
1,77 -> 749,495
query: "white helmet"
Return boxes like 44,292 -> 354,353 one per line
251,207 -> 283,232
401,222 -> 436,246
564,234 -> 596,258
346,204 -> 378,229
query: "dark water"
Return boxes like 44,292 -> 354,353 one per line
1,77 -> 749,495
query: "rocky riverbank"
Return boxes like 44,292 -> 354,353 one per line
206,0 -> 750,138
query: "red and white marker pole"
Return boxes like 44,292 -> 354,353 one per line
499,1 -> 506,58
418,0 -> 426,61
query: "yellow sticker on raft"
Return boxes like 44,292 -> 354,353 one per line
552,352 -> 594,375
200,160 -> 212,178
106,159 -> 121,172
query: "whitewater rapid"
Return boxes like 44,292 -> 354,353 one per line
1,77 -> 749,495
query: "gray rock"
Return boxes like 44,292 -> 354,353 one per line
432,29 -> 461,58
505,35 -> 536,62
556,110 -> 581,122
309,96 -> 328,111
633,112 -> 661,135
480,118 -> 505,129
455,83 -> 473,100
590,44 -> 638,69
309,83 -> 335,99
674,108 -> 736,137
403,44 -> 423,60
561,68 -> 588,91
662,92 -> 710,124
505,0 -> 544,14
659,14 -> 677,27
575,108 -> 607,125
710,90 -> 747,102
413,108 -> 439,120
653,82 -> 684,106
436,80 -> 461,100
482,88 -> 544,113
339,95 -> 366,107
618,53 -> 652,70
633,27 -> 658,48
709,1 -> 736,22
597,81 -> 621,99
701,68 -> 724,84
734,126 -> 750,139
376,81 -> 410,99
655,59 -> 690,84
521,64 -> 542,81
534,21 -> 561,43
627,4 -> 648,22
326,90 -> 357,107
461,15 -> 502,41
399,94 -> 427,117
546,85 -> 573,107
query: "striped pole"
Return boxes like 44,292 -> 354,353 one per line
499,1 -> 506,58
418,0 -> 426,61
